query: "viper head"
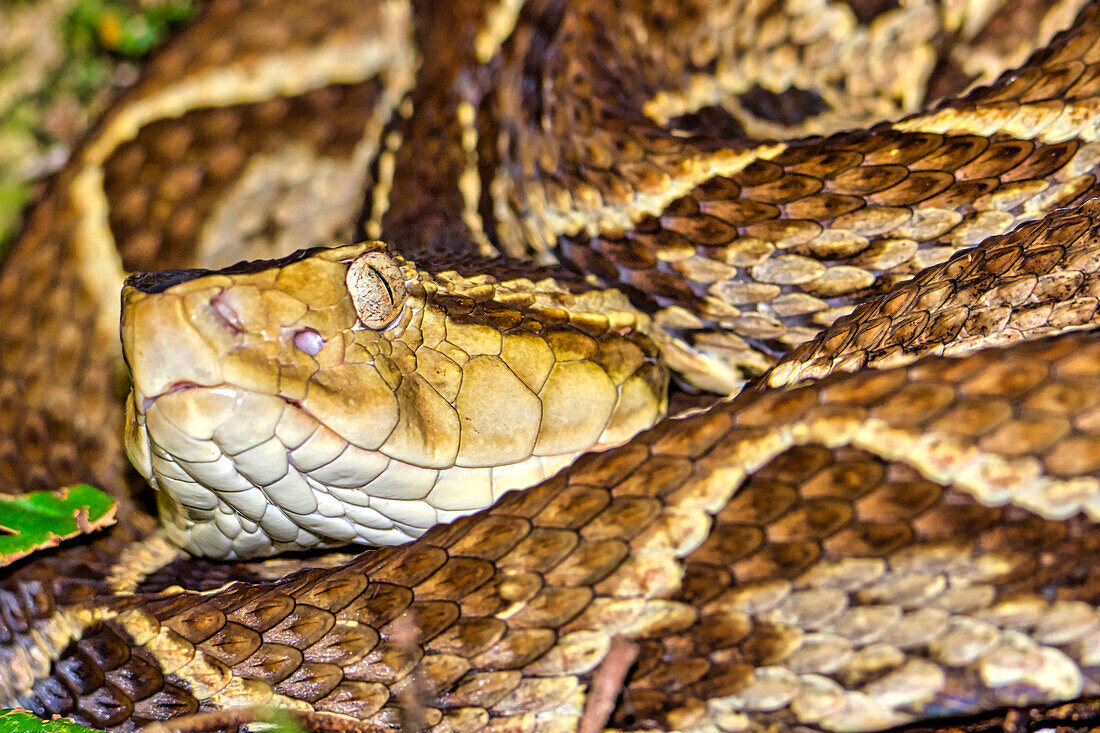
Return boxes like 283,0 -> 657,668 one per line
121,242 -> 667,558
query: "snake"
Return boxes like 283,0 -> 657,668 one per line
4,0 -> 1100,730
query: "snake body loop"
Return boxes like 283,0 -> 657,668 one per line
3,0 -> 1100,731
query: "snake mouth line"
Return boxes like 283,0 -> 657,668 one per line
143,380 -> 309,415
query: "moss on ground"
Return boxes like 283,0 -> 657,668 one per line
0,0 -> 198,249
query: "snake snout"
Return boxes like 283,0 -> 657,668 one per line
121,285 -> 230,408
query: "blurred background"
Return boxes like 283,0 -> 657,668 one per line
0,0 -> 198,249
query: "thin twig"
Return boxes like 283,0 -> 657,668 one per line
578,636 -> 639,733
390,612 -> 429,733
141,706 -> 393,733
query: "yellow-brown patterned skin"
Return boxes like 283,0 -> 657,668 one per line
3,0 -> 1100,731
35,331 -> 1100,731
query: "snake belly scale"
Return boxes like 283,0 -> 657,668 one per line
5,0 -> 1100,731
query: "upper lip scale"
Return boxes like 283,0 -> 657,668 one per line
139,382 -> 312,420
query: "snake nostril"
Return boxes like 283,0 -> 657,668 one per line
210,292 -> 243,333
293,328 -> 324,356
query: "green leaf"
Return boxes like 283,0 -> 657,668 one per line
0,485 -> 116,567
0,181 -> 28,258
0,706 -> 314,732
66,0 -> 197,57
264,709 -> 310,733
0,710 -> 102,733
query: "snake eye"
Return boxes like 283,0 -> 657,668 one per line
346,250 -> 407,330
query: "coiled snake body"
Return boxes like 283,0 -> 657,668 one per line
5,0 -> 1100,730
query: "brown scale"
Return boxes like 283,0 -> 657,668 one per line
17,330 -> 1100,730
616,444 -> 1094,729
768,198 -> 1100,387
0,0 -> 404,499
133,550 -> 362,594
373,0 -> 498,258
0,185 -> 155,664
563,128 -> 1093,315
119,0 -> 396,99
483,0 -> 1083,256
103,79 -> 385,272
0,0 -> 413,722
6,0 -> 1100,730
37,621 -> 187,729
471,0 -> 1100,386
943,1 -> 1100,112
932,0 -> 1083,98
902,697 -> 1100,732
0,192 -> 125,497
